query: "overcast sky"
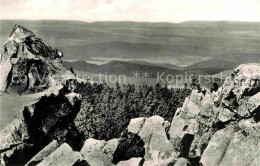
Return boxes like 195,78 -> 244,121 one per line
0,0 -> 260,22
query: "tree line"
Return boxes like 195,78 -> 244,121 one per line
73,81 -> 192,140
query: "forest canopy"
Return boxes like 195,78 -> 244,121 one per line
67,81 -> 192,141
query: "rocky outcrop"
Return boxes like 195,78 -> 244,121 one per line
169,90 -> 216,159
0,24 -> 66,93
169,63 -> 260,165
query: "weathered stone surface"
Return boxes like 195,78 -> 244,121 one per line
248,92 -> 260,114
116,157 -> 144,166
0,58 -> 12,91
37,143 -> 82,166
80,138 -> 119,166
0,119 -> 24,150
201,123 -> 260,166
217,107 -> 234,123
216,63 -> 260,104
128,116 -> 177,166
0,119 -> 26,165
127,117 -> 146,134
169,91 -> 216,158
25,140 -> 59,166
174,158 -> 191,166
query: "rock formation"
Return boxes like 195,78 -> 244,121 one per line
169,63 -> 260,166
0,24 -> 67,94
80,138 -> 119,165
0,79 -> 82,166
127,116 -> 177,166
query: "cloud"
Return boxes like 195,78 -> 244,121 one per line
0,0 -> 259,22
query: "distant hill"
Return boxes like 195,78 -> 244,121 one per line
63,60 -> 224,78
1,20 -> 259,67
178,21 -> 260,28
94,61 -> 181,77
184,59 -> 238,70
63,60 -> 181,77
210,70 -> 234,79
126,61 -> 181,69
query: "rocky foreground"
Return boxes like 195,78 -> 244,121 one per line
0,63 -> 259,165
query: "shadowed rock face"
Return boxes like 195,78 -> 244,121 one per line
0,24 -> 65,94
112,132 -> 145,164
23,92 -> 81,143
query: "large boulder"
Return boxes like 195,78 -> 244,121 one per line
128,116 -> 177,166
37,143 -> 82,166
80,138 -> 119,166
201,121 -> 260,166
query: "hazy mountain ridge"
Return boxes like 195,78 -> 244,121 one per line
184,59 -> 238,70
63,60 -> 224,77
1,20 -> 260,67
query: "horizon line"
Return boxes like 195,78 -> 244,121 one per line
1,19 -> 260,24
